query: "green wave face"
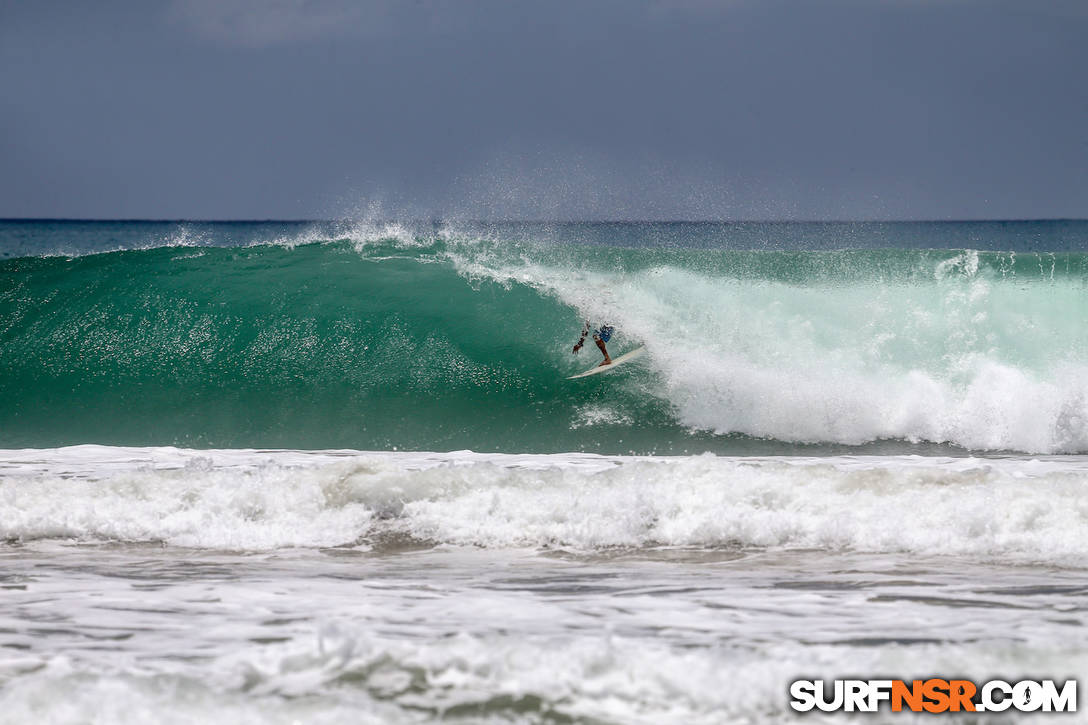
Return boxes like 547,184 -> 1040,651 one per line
2,243 -> 615,451
2,226 -> 1086,454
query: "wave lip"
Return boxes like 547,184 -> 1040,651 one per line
3,447 -> 1088,565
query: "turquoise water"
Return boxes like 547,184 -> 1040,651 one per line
2,220 -> 1086,453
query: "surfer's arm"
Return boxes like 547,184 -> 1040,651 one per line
572,321 -> 590,353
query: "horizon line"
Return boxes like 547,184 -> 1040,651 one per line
2,217 -> 1087,225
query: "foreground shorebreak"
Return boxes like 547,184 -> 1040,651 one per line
1,447 -> 1085,723
2,446 -> 1087,562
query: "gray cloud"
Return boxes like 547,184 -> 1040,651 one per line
1,0 -> 1086,220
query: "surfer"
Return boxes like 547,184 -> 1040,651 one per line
572,321 -> 613,366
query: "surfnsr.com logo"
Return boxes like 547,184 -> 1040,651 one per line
790,679 -> 1077,713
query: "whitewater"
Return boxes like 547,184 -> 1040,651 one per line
1,219 -> 1087,723
4,446 -> 1088,564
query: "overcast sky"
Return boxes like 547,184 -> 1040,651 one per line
2,0 -> 1086,220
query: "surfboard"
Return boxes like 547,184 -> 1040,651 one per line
568,346 -> 645,379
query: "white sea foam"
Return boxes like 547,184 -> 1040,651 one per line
570,403 -> 634,429
3,447 -> 1087,564
2,618 -> 1083,724
441,244 -> 1088,454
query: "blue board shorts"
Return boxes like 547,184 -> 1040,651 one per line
593,325 -> 614,343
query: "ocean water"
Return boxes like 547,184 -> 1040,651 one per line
1,220 -> 1087,723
